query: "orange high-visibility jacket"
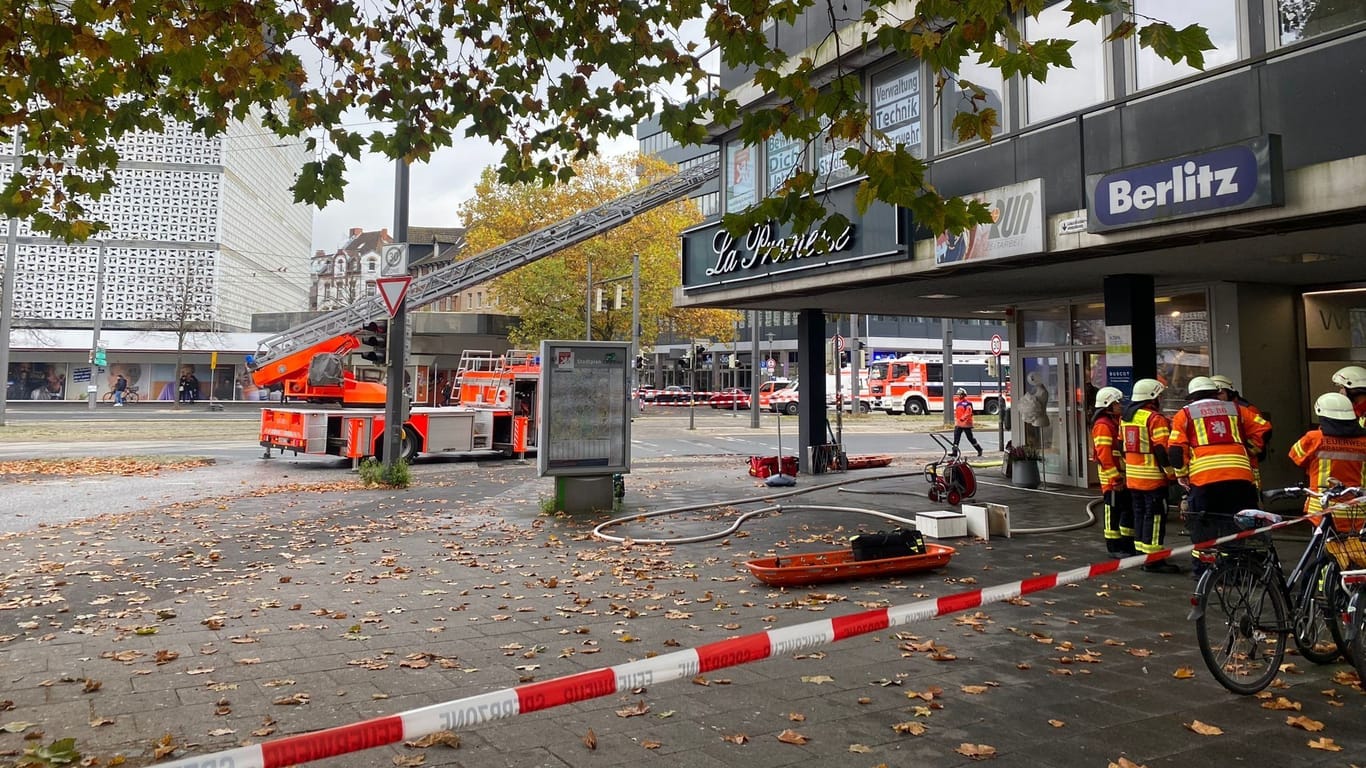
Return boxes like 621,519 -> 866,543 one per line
1121,406 -> 1171,491
1168,398 -> 1271,486
1288,429 -> 1366,528
1092,412 -> 1125,492
954,398 -> 974,428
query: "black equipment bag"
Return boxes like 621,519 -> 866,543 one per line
850,528 -> 926,561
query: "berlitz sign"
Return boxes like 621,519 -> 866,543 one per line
1086,135 -> 1283,233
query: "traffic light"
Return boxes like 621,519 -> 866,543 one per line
634,355 -> 645,370
694,344 -> 707,365
679,348 -> 693,369
728,354 -> 738,369
359,321 -> 388,365
986,356 -> 1000,377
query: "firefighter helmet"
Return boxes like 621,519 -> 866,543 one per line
1210,374 -> 1235,391
1130,378 -> 1164,403
955,387 -> 967,396
1094,386 -> 1124,410
1332,365 -> 1366,390
1315,392 -> 1357,421
1186,376 -> 1219,399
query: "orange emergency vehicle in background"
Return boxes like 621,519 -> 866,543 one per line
868,354 -> 1009,417
253,345 -> 538,463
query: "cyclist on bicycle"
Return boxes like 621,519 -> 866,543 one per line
1168,376 -> 1272,579
1288,393 -> 1366,537
112,373 -> 128,406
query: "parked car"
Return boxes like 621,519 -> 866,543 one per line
708,388 -> 752,409
649,385 -> 697,404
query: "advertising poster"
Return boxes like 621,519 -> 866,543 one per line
935,179 -> 1045,266
1105,324 -> 1134,394
538,341 -> 631,477
725,142 -> 756,212
871,63 -> 922,157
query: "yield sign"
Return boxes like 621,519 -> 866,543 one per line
376,276 -> 412,318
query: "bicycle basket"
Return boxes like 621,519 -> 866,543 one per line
1325,535 -> 1366,570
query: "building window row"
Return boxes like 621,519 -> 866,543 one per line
720,0 -> 1355,215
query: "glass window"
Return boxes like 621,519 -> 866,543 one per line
1134,0 -> 1241,88
1279,0 -> 1366,45
813,123 -> 860,187
870,60 -> 924,158
724,141 -> 757,212
765,133 -> 804,194
1021,306 -> 1069,346
939,51 -> 1007,150
1024,1 -> 1108,124
1072,302 -> 1106,346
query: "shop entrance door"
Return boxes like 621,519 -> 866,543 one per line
1019,350 -> 1100,487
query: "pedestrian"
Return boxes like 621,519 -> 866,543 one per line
1331,365 -> 1366,423
1212,374 -> 1270,489
113,373 -> 128,406
1167,376 -> 1271,578
1122,378 -> 1180,573
1092,386 -> 1133,558
1288,393 -> 1366,542
951,387 -> 983,457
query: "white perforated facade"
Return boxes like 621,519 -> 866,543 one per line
0,112 -> 311,332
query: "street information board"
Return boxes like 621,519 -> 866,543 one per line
537,340 -> 632,477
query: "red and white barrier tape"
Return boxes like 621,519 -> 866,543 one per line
154,514 -> 1309,768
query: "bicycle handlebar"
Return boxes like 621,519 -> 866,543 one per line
1262,483 -> 1365,506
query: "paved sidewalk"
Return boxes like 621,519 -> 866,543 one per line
1,455 -> 1362,768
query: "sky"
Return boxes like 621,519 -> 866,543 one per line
308,133 -> 640,253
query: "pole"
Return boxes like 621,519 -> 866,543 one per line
849,313 -> 860,416
0,212 -> 16,427
631,254 -> 640,414
688,361 -> 696,431
383,157 -> 410,473
585,261 -> 592,341
941,318 -> 954,427
88,241 -> 106,411
997,355 -> 1005,451
748,310 -> 760,429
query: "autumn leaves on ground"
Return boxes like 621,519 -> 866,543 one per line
0,457 -> 216,481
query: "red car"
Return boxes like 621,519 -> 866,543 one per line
709,388 -> 752,409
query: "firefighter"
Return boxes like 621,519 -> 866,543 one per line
1331,365 -> 1366,422
1092,386 -> 1132,558
1211,374 -> 1270,489
1168,376 -> 1272,578
952,387 -> 983,457
1288,393 -> 1366,539
1122,378 -> 1179,573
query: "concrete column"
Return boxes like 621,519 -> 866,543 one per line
796,309 -> 826,474
1102,274 -> 1156,396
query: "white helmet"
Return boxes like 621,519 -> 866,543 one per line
1094,386 -> 1124,410
1315,392 -> 1357,421
1130,378 -> 1164,403
1332,365 -> 1366,389
955,387 -> 967,396
1186,376 -> 1218,398
1210,374 -> 1235,391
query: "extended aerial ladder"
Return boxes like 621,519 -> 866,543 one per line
251,155 -> 720,462
248,155 -> 720,377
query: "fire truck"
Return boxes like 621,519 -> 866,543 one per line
247,156 -> 720,463
255,347 -> 539,462
868,354 -> 1009,416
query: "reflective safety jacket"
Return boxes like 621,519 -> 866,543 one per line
954,398 -> 974,429
1168,398 -> 1271,487
1121,404 -> 1171,491
1091,412 -> 1125,492
1288,427 -> 1366,527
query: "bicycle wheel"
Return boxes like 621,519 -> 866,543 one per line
102,391 -> 113,402
1294,558 -> 1348,664
126,391 -> 139,404
1195,557 -> 1288,695
1350,593 -> 1366,682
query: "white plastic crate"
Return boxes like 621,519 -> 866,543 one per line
916,510 -> 968,539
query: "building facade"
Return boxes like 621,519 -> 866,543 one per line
671,1 -> 1366,480
2,113 -> 312,402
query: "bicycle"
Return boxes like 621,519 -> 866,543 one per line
101,386 -> 140,405
1190,483 -> 1359,695
1335,522 -> 1366,684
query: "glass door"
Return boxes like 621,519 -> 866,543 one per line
1018,354 -> 1066,482
1071,349 -> 1108,486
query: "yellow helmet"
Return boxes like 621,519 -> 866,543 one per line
1130,378 -> 1164,403
1315,392 -> 1357,421
1094,386 -> 1124,410
1186,376 -> 1219,398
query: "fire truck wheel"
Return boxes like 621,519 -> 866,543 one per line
783,402 -> 799,416
983,398 -> 1001,416
858,401 -> 871,414
904,398 -> 927,416
373,427 -> 419,463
